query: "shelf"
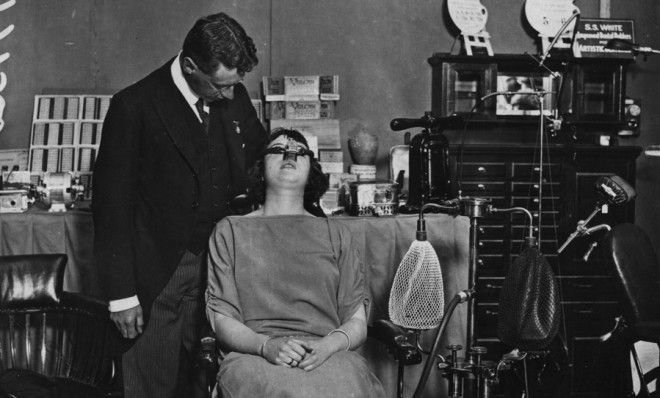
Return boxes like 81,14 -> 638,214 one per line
29,94 -> 112,199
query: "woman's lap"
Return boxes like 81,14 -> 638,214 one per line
217,351 -> 384,398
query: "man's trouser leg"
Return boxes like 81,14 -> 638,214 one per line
122,250 -> 206,398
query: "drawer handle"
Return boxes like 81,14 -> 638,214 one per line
478,184 -> 485,190
477,259 -> 484,266
572,283 -> 594,289
478,241 -> 484,247
479,227 -> 485,234
478,166 -> 486,173
574,309 -> 594,315
534,167 -> 540,172
485,310 -> 499,316
485,284 -> 502,290
533,184 -> 540,189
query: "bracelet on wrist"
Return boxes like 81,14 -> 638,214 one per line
260,336 -> 272,357
327,329 -> 351,351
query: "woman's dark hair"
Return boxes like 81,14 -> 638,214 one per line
248,128 -> 329,212
182,12 -> 258,75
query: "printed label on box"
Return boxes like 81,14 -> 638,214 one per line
284,76 -> 320,97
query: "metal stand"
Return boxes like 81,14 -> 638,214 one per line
459,197 -> 491,352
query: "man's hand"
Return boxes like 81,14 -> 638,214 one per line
110,305 -> 144,339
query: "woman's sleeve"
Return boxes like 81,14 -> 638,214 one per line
206,219 -> 244,323
336,225 -> 371,324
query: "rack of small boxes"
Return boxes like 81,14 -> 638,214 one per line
262,75 -> 352,213
28,94 -> 111,199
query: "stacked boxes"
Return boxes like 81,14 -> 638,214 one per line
263,75 -> 344,213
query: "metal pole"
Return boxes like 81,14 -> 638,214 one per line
466,216 -> 478,351
538,95 -> 544,245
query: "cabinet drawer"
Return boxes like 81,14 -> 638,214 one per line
476,277 -> 504,303
559,276 -> 618,302
460,162 -> 506,178
511,239 -> 558,255
511,162 -> 562,180
461,181 -> 506,195
511,196 -> 562,210
511,225 -> 559,241
478,239 -> 505,254
511,182 -> 561,196
476,304 -> 499,338
478,255 -> 507,276
564,302 -> 620,337
478,225 -> 506,239
511,211 -> 560,226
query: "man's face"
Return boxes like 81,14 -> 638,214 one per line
182,57 -> 244,102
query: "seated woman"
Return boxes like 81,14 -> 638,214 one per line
205,129 -> 384,397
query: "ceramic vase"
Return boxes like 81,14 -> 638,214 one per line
348,130 -> 378,165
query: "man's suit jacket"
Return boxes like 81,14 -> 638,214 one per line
92,58 -> 266,323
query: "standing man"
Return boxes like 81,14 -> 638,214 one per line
92,12 -> 266,398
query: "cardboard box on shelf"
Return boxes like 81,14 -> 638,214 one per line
270,119 -> 341,150
267,101 -> 335,120
318,149 -> 343,163
262,77 -> 285,101
284,76 -> 319,101
262,75 -> 340,102
320,75 -> 339,101
318,162 -> 344,174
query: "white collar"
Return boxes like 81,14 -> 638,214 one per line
171,54 -> 207,119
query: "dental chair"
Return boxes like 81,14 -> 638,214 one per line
198,320 -> 421,398
605,223 -> 660,397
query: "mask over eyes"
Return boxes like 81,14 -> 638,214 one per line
264,138 -> 314,161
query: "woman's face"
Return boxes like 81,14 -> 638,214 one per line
263,135 -> 311,191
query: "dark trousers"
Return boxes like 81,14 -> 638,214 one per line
122,250 -> 207,398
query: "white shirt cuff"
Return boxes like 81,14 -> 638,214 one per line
108,295 -> 140,312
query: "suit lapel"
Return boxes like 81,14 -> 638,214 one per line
152,60 -> 206,176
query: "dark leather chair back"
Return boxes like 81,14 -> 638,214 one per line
607,223 -> 660,342
0,254 -> 122,391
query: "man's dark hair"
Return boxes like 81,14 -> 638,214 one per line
248,129 -> 329,211
182,12 -> 258,75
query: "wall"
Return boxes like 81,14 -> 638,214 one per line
1,0 -> 659,239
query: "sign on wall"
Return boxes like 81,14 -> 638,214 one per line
574,19 -> 635,58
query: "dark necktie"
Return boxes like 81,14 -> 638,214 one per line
195,98 -> 209,133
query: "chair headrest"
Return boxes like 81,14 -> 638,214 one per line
0,254 -> 67,308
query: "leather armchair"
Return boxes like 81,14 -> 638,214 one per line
0,254 -> 123,397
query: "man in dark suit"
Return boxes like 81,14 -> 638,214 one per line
92,13 -> 266,398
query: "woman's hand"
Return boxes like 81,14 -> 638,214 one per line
262,337 -> 307,367
297,333 -> 347,371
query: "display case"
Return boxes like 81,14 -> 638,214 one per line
429,53 -> 632,131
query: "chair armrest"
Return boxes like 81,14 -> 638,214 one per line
60,291 -> 109,315
368,319 -> 422,365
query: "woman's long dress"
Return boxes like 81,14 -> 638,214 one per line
206,215 -> 384,397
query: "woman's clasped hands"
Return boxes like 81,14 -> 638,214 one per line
261,336 -> 338,372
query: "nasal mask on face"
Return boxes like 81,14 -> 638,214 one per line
264,138 -> 314,161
